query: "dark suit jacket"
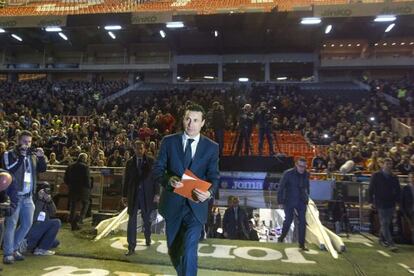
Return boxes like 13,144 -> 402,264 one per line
153,132 -> 220,225
64,161 -> 91,200
122,154 -> 158,215
368,170 -> 401,209
222,207 -> 249,239
277,168 -> 310,207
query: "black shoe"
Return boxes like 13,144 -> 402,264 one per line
277,236 -> 284,243
389,246 -> 398,252
145,240 -> 151,246
125,249 -> 135,256
379,240 -> 389,247
299,245 -> 309,251
71,223 -> 81,231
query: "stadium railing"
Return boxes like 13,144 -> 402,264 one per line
42,164 -> 409,233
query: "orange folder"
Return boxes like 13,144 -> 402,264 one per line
174,169 -> 212,201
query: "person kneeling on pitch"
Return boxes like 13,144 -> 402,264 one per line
277,157 -> 310,251
20,182 -> 61,256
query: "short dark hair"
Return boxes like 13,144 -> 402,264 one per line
19,130 -> 32,139
296,157 -> 307,163
134,140 -> 145,147
185,103 -> 206,120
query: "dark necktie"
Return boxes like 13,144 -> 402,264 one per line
184,138 -> 194,169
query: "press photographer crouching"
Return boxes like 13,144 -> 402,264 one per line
19,181 -> 61,256
1,130 -> 47,264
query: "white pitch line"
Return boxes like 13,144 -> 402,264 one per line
377,250 -> 391,257
363,242 -> 373,247
399,263 -> 414,274
399,263 -> 410,269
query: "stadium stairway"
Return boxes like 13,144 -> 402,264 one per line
99,81 -> 144,105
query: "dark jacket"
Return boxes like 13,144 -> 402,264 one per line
64,160 -> 91,199
2,149 -> 47,211
277,167 -> 310,206
153,133 -> 220,225
222,206 -> 249,240
401,185 -> 414,216
368,170 -> 401,209
32,195 -> 57,224
122,154 -> 158,215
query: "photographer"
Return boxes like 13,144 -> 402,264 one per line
255,101 -> 275,156
20,182 -> 61,256
234,104 -> 254,156
1,130 -> 47,264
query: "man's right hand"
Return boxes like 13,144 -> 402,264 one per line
169,176 -> 183,189
121,197 -> 128,207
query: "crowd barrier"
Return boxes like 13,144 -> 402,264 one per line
42,165 -> 409,233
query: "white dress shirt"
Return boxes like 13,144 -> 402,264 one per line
182,133 -> 200,159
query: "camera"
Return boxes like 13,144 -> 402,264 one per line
18,145 -> 34,155
0,195 -> 12,217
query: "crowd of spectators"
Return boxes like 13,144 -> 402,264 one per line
0,78 -> 413,174
369,78 -> 413,111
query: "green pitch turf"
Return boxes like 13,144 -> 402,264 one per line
1,224 -> 413,276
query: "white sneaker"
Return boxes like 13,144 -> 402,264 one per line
33,249 -> 55,256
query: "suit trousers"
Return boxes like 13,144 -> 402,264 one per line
281,203 -> 307,247
127,186 -> 151,250
167,201 -> 203,276
378,207 -> 395,246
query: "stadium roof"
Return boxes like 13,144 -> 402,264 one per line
0,11 -> 413,55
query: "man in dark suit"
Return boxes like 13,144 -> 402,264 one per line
64,153 -> 91,231
122,140 -> 159,256
153,103 -> 219,276
277,157 -> 310,251
369,158 -> 401,251
222,196 -> 249,240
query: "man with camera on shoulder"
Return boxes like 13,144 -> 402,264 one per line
1,130 -> 47,264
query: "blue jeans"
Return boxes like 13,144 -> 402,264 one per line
378,208 -> 395,246
4,195 -> 35,256
26,219 -> 61,251
167,203 -> 203,276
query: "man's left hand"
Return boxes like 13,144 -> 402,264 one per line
34,148 -> 45,157
192,188 -> 211,202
